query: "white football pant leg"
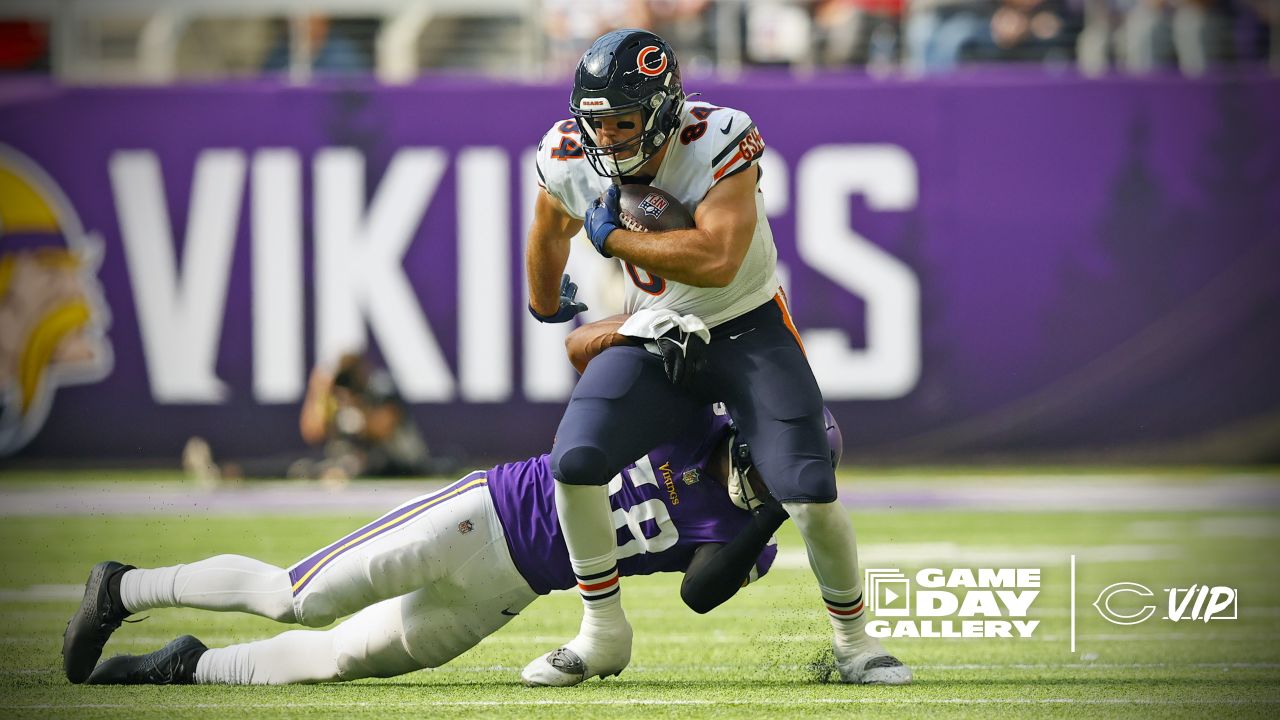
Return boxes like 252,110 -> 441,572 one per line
194,497 -> 536,685
119,555 -> 295,622
288,472 -> 499,627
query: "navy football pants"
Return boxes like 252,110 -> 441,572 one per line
550,297 -> 836,503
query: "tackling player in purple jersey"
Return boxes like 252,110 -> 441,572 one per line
61,322 -> 798,686
489,405 -> 776,597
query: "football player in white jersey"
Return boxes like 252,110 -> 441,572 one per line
524,29 -> 911,687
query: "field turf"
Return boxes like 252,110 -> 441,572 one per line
1,471 -> 1277,718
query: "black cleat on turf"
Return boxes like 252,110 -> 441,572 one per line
63,560 -> 135,684
86,635 -> 207,685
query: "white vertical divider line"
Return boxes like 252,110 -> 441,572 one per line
1070,554 -> 1077,653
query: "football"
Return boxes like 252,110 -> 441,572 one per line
617,184 -> 696,233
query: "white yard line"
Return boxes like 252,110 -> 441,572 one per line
3,698 -> 1278,710
3,632 -> 1278,646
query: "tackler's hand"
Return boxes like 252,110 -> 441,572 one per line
584,185 -> 622,258
654,326 -> 707,389
529,274 -> 589,324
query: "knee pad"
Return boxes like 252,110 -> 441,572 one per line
333,620 -> 422,681
763,456 -> 837,504
792,456 -> 838,503
552,445 -> 613,487
293,594 -> 338,629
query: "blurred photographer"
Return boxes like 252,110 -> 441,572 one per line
184,353 -> 448,485
296,353 -> 432,481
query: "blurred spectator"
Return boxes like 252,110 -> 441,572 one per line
988,0 -> 1078,63
261,15 -> 374,74
0,22 -> 50,73
1120,0 -> 1234,74
184,353 -> 454,485
1235,0 -> 1276,62
542,0 -> 637,76
907,0 -> 1081,71
906,0 -> 1000,72
175,19 -> 277,78
745,0 -> 815,64
815,0 -> 905,68
633,0 -> 718,72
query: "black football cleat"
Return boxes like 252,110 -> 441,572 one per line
63,561 -> 135,684
86,635 -> 208,685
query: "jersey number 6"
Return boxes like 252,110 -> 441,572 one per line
625,262 -> 667,296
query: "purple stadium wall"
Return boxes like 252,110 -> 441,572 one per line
1,75 -> 1278,463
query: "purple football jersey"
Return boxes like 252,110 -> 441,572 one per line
487,407 -> 778,595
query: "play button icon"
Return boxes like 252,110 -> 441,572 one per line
865,569 -> 911,616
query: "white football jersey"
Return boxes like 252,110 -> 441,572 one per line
535,100 -> 780,328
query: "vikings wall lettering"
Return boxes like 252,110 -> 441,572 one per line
0,143 -> 922,454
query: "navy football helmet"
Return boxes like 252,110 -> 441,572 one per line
570,29 -> 684,177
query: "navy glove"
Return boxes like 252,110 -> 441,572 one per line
529,273 -> 589,323
583,185 -> 621,258
654,326 -> 708,389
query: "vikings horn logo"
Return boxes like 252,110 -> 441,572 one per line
0,145 -> 112,455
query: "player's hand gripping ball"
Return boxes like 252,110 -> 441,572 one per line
584,184 -> 695,258
583,185 -> 622,258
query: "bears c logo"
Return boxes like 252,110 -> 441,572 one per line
636,46 -> 668,77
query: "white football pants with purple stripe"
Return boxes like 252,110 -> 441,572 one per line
122,473 -> 537,684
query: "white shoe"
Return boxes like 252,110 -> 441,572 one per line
521,623 -> 632,687
835,647 -> 913,685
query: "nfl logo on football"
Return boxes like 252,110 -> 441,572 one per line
864,568 -> 1042,639
638,192 -> 669,218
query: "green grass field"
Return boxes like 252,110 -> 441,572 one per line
1,471 -> 1278,718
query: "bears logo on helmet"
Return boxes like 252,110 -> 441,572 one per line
635,46 -> 668,77
570,29 -> 685,178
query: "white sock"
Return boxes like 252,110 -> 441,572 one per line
784,501 -> 880,656
194,630 -> 340,685
119,555 -> 296,623
554,482 -> 627,637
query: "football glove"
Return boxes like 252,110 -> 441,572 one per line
528,274 -> 589,324
583,185 -> 621,258
653,325 -> 707,389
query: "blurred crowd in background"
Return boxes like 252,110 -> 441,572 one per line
0,0 -> 1275,83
